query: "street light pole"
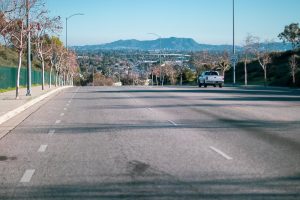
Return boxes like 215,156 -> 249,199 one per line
232,0 -> 236,85
66,13 -> 84,50
26,0 -> 31,96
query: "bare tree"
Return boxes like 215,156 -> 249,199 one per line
2,1 -> 28,98
53,45 -> 66,86
33,12 -> 61,90
190,51 -> 214,73
242,34 -> 258,85
46,36 -> 63,88
1,0 -> 47,98
217,51 -> 230,78
254,39 -> 272,87
0,0 -> 18,38
289,54 -> 299,86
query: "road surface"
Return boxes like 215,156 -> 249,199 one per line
0,86 -> 300,199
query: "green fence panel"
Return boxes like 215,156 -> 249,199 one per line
0,66 -> 55,89
0,67 -> 17,89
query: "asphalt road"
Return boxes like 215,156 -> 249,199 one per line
0,86 -> 300,200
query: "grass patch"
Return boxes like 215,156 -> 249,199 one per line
0,84 -> 41,93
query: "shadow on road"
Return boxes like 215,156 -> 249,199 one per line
2,173 -> 300,199
76,87 -> 300,97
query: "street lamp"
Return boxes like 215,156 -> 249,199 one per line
26,0 -> 31,96
148,33 -> 162,86
232,0 -> 236,85
66,13 -> 84,50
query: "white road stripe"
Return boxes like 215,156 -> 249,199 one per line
55,120 -> 61,124
20,169 -> 35,183
38,145 -> 48,152
48,129 -> 55,136
147,108 -> 153,111
64,108 -> 67,111
168,120 -> 178,126
68,100 -> 71,103
209,146 -> 233,160
60,113 -> 65,117
66,104 -> 69,106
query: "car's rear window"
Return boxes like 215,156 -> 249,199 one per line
205,72 -> 218,76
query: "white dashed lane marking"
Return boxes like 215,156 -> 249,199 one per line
20,169 -> 35,183
38,145 -> 48,152
60,113 -> 65,117
209,146 -> 233,160
55,120 -> 61,124
168,120 -> 178,126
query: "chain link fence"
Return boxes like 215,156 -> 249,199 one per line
0,66 -> 55,89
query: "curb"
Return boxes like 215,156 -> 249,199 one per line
0,86 -> 72,126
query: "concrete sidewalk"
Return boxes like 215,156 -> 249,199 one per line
0,85 -> 71,126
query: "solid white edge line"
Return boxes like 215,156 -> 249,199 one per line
20,169 -> 35,183
0,86 -> 72,125
168,120 -> 178,126
209,146 -> 233,160
38,144 -> 48,152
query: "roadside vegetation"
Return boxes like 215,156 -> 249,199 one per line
0,0 -> 80,98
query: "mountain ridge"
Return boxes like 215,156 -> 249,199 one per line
73,37 -> 292,52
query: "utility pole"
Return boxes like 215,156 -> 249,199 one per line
65,17 -> 68,50
232,0 -> 236,85
26,0 -> 31,96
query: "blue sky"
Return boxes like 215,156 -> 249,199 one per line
45,0 -> 300,46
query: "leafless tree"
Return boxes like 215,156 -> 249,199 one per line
254,38 -> 273,87
33,12 -> 61,90
2,1 -> 29,98
242,34 -> 258,85
46,36 -> 62,88
1,0 -> 47,98
217,51 -> 230,78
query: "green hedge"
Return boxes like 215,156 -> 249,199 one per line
0,66 -> 55,89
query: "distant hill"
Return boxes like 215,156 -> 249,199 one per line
72,37 -> 292,52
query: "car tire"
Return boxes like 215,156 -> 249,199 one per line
204,84 -> 207,88
219,84 -> 223,88
198,83 -> 202,87
213,84 -> 216,88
